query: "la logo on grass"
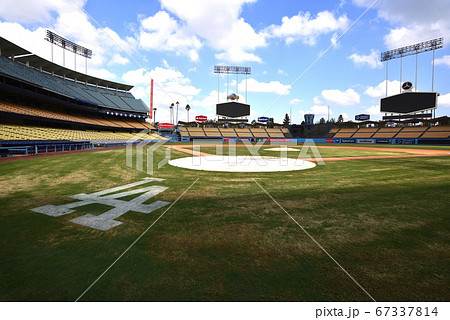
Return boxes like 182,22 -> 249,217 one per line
31,178 -> 170,231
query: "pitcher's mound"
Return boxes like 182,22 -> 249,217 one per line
169,155 -> 316,172
264,147 -> 300,152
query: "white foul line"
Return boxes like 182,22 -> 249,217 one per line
252,178 -> 376,302
75,178 -> 200,302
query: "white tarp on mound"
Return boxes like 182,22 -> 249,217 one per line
168,156 -> 316,172
263,147 -> 301,152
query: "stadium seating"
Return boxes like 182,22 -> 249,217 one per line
371,127 -> 401,139
0,124 -> 162,141
250,128 -> 269,138
0,56 -> 148,113
280,128 -> 293,138
329,128 -> 340,134
217,128 -> 235,137
203,128 -> 222,138
351,127 -> 378,138
266,128 -> 284,138
420,126 -> 450,139
178,126 -> 291,139
179,127 -> 190,138
186,127 -> 206,137
395,126 -> 428,139
332,128 -> 358,138
0,101 -> 150,130
235,128 -> 253,138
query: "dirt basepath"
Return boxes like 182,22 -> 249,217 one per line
166,144 -> 450,161
1,143 -> 448,164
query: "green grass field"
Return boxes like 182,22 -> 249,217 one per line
0,143 -> 449,301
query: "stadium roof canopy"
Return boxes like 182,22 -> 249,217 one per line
0,37 -> 133,91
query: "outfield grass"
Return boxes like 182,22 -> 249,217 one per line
0,144 -> 449,301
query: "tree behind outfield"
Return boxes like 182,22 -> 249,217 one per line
283,113 -> 290,126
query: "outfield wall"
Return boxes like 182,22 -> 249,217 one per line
181,136 -> 450,145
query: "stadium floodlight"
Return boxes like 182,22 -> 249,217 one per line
45,30 -> 92,58
45,30 -> 92,73
380,38 -> 443,62
214,65 -> 251,103
380,37 -> 443,98
214,65 -> 251,75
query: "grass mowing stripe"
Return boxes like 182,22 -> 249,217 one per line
252,178 -> 377,302
75,178 -> 200,302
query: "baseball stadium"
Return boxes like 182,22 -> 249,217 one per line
0,28 -> 449,305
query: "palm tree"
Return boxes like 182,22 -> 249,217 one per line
185,104 -> 191,123
170,103 -> 174,124
176,101 -> 179,126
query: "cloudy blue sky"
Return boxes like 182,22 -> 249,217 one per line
0,0 -> 449,123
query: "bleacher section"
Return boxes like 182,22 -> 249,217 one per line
328,126 -> 450,142
235,128 -> 253,138
179,127 -> 292,139
179,127 -> 190,138
266,128 -> 285,138
0,55 -> 147,113
395,127 -> 428,139
203,128 -> 222,138
421,126 -> 450,139
250,128 -> 269,138
0,37 -> 168,149
0,124 -> 163,141
352,127 -> 378,138
280,128 -> 293,138
219,128 -> 237,137
186,127 -> 206,137
332,128 -> 358,138
371,127 -> 402,139
0,101 -> 151,130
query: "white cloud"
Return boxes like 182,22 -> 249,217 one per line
313,96 -> 322,105
278,69 -> 288,76
264,10 -> 349,45
108,54 -> 130,66
321,88 -> 360,106
354,0 -> 450,49
384,26 -> 446,49
139,11 -> 202,62
122,66 -> 201,122
129,86 -> 148,100
348,49 -> 383,69
0,0 -> 87,24
330,32 -> 340,48
364,80 -> 402,98
238,78 -> 291,95
152,0 -> 266,63
0,1 -> 137,78
299,105 -> 332,117
215,49 -> 262,64
90,68 -> 117,81
289,98 -> 301,105
438,93 -> 450,107
122,68 -> 149,86
190,90 -> 226,112
435,55 -> 450,68
365,105 -> 382,115
311,105 -> 332,116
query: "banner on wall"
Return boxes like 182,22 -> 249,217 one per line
396,139 -> 416,145
357,139 -> 375,144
